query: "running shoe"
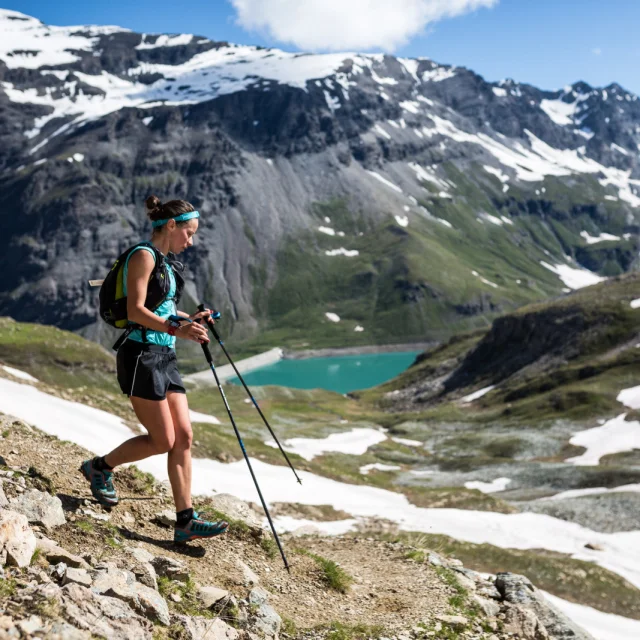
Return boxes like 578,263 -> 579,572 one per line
79,458 -> 119,507
174,511 -> 229,543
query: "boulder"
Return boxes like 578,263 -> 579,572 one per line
0,482 -> 7,508
62,583 -> 152,640
127,547 -> 158,590
208,494 -> 262,530
435,615 -> 468,632
175,615 -> 240,640
92,565 -> 170,626
152,555 -> 189,583
198,585 -> 230,608
63,567 -> 93,588
153,510 -> 176,527
503,603 -> 549,640
251,602 -> 281,638
235,559 -> 259,586
47,621 -> 92,640
471,594 -> 501,617
36,537 -> 90,569
9,489 -> 66,529
0,509 -> 36,567
496,573 -> 595,640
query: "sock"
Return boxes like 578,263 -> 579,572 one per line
94,456 -> 113,472
176,508 -> 194,528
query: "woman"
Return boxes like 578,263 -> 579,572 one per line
81,196 -> 229,543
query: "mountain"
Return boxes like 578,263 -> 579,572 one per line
1,9 -> 640,354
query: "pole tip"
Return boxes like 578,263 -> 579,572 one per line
297,478 -> 303,485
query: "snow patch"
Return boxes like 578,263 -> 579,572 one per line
325,248 -> 359,257
471,270 -> 499,289
540,98 -> 579,125
265,428 -> 387,461
465,478 -> 512,494
189,410 -> 221,425
540,262 -> 605,289
367,171 -> 403,193
354,326 -> 364,332
492,87 -> 507,97
391,437 -> 423,447
394,215 -> 409,227
1,365 -> 39,383
580,231 -> 621,244
359,463 -> 401,475
325,312 -> 340,323
630,299 -> 640,309
318,226 -> 336,236
461,385 -> 496,403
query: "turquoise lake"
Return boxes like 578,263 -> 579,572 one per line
228,351 -> 421,394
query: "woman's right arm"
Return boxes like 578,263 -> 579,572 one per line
125,251 -> 209,343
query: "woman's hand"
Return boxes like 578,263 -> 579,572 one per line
176,321 -> 210,343
189,309 -> 215,325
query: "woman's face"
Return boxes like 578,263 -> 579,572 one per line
168,218 -> 199,254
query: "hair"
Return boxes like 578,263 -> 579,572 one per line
145,195 -> 195,231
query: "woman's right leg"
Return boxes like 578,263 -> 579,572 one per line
104,397 -> 176,467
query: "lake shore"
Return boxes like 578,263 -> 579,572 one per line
283,341 -> 435,360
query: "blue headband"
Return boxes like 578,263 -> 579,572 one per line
151,211 -> 200,228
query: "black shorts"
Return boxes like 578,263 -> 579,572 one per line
117,341 -> 186,401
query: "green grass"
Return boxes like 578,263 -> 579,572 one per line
260,536 -> 278,559
295,548 -> 353,593
321,621 -> 385,640
371,531 -> 640,620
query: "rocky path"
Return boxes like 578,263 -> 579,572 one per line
0,414 -> 593,639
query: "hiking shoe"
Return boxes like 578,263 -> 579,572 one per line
174,511 -> 229,543
79,458 -> 119,507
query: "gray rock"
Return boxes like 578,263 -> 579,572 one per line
0,482 -> 8,508
152,555 -> 189,582
208,494 -> 263,530
61,583 -> 152,640
427,552 -> 443,566
63,567 -> 93,588
127,547 -> 158,590
251,602 -> 282,638
92,564 -> 170,626
435,615 -> 468,631
471,594 -> 501,617
174,615 -> 240,640
0,509 -> 36,567
198,585 -> 230,608
496,573 -> 595,640
51,561 -> 68,581
503,603 -> 549,640
154,510 -> 176,527
235,559 -> 259,586
248,587 -> 270,606
47,621 -> 92,640
9,489 -> 66,529
17,615 -> 43,636
36,536 -> 90,569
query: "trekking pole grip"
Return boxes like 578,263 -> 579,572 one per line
197,303 -> 222,341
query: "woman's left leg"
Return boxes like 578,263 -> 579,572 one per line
166,391 -> 193,513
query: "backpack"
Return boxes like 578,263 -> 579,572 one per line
99,242 -> 185,347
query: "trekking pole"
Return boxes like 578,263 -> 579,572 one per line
197,304 -> 302,485
195,324 -> 291,572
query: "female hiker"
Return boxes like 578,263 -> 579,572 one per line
80,196 -> 229,543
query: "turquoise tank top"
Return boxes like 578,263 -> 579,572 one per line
123,245 -> 177,348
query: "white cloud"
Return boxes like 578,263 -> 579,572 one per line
230,0 -> 499,51
592,47 -> 602,56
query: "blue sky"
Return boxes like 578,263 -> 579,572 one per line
5,0 -> 639,94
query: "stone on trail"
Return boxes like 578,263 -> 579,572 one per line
235,558 -> 259,586
152,555 -> 189,582
198,585 -> 230,608
0,509 -> 36,567
48,621 -> 92,640
63,567 -> 93,588
175,614 -> 240,640
9,489 -> 66,529
435,615 -> 468,631
154,510 -> 176,527
91,564 -> 170,626
208,494 -> 263,530
36,536 -> 90,569
61,583 -> 153,640
251,601 -> 282,638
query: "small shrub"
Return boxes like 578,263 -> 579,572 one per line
296,548 -> 353,593
405,549 -> 426,563
260,536 -> 278,559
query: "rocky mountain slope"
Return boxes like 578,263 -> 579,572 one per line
0,417 -> 595,640
1,9 -> 640,353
